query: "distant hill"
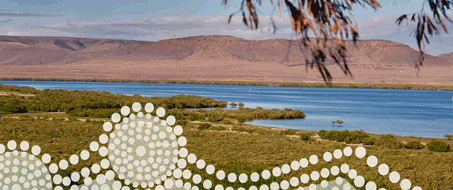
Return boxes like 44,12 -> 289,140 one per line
0,35 -> 451,67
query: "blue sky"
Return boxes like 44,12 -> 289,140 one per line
0,0 -> 452,55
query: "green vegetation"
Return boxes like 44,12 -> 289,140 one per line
404,141 -> 425,149
2,77 -> 453,90
427,140 -> 451,152
332,120 -> 344,126
318,129 -> 370,144
445,134 -> 453,140
299,132 -> 313,141
1,112 -> 453,190
238,102 -> 244,107
375,134 -> 404,149
198,123 -> 212,130
229,102 -> 237,107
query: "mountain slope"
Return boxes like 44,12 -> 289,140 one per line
1,35 -> 451,67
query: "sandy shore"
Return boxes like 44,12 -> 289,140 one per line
1,59 -> 453,84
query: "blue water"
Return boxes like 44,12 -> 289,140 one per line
1,81 -> 452,138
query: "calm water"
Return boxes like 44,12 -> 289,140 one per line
1,81 -> 453,138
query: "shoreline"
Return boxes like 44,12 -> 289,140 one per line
2,77 -> 453,91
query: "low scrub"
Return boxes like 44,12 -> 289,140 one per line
376,134 -> 403,149
318,129 -> 369,144
404,141 -> 425,149
427,140 -> 450,152
198,123 -> 212,130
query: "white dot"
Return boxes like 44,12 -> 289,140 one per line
331,166 -> 340,176
121,106 -> 131,116
389,171 -> 400,183
206,165 -> 215,175
178,159 -> 187,169
188,154 -> 197,163
100,159 -> 110,169
270,182 -> 279,190
91,164 -> 101,174
112,113 -> 121,123
215,185 -> 224,190
378,164 -> 389,176
333,149 -> 342,159
165,179 -> 174,189
412,186 -> 422,190
31,145 -> 41,155
309,155 -> 318,165
49,163 -> 59,173
216,170 -> 225,180
344,147 -> 352,156
280,180 -> 289,190
251,172 -> 259,182
282,164 -> 290,174
300,158 -> 308,168
354,176 -> 365,187
59,160 -> 68,170
166,116 -> 176,126
366,181 -> 377,190
69,155 -> 79,165
272,167 -> 281,177
99,134 -> 109,144
400,179 -> 411,190
7,140 -> 17,150
336,177 -> 343,185
174,125 -> 183,136
20,141 -> 29,151
260,185 -> 269,190
341,164 -> 350,173
71,172 -> 80,182
145,103 -> 154,112
367,155 -> 378,167
99,147 -> 108,157
136,146 -> 146,157
183,169 -> 192,179
343,183 -> 351,190
196,159 -> 206,169
239,173 -> 248,183
80,150 -> 90,160
290,161 -> 300,170
348,169 -> 357,179
300,174 -> 309,184
156,107 -> 166,117
42,154 -> 51,164
310,171 -> 319,181
355,147 -> 366,158
81,167 -> 90,177
90,142 -> 99,152
178,137 -> 187,146
290,177 -> 299,187
203,180 -> 212,189
323,152 -> 332,162
132,102 -> 142,112
320,168 -> 329,178
228,173 -> 237,182
193,174 -> 202,184
262,170 -> 271,179
321,180 -> 328,188
53,175 -> 63,184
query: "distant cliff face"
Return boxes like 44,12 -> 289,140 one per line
0,35 -> 451,67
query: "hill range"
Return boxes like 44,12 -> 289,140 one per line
0,35 -> 452,84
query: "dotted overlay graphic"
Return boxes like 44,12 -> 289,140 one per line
0,102 -> 422,190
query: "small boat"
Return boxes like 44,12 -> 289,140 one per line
249,87 -> 251,92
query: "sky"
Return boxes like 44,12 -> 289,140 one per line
0,0 -> 452,55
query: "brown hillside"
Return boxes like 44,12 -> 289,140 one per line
0,35 -> 452,84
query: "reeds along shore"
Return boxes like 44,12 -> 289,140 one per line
2,77 -> 453,90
